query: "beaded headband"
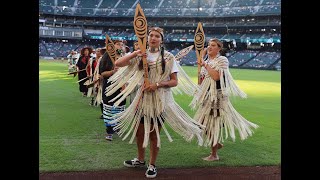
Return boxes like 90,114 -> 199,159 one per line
148,27 -> 164,39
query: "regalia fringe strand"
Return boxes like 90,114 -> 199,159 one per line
190,56 -> 258,147
93,56 -> 103,106
106,51 -> 204,148
172,45 -> 199,96
171,63 -> 200,96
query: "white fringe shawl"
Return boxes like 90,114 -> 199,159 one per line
171,62 -> 200,96
106,51 -> 204,148
190,56 -> 247,109
93,57 -> 103,106
190,55 -> 258,147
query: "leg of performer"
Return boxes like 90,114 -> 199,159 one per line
145,121 -> 161,178
149,125 -> 161,166
105,126 -> 114,141
123,123 -> 146,168
203,141 -> 223,161
136,123 -> 145,162
99,104 -> 103,119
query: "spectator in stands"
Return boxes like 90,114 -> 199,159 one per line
76,47 -> 93,96
99,40 -> 127,141
110,27 -> 203,178
191,38 -> 258,161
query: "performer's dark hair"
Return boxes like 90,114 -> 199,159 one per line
138,43 -> 146,71
160,45 -> 165,74
220,48 -> 227,56
80,46 -> 93,55
100,48 -> 107,55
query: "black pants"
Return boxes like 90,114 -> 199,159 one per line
102,81 -> 126,106
78,71 -> 88,93
106,126 -> 115,134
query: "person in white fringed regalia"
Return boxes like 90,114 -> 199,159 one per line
190,38 -> 259,161
105,27 -> 204,178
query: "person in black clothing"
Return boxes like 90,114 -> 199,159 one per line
99,40 -> 127,141
76,47 -> 93,96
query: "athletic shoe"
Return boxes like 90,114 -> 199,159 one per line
105,134 -> 113,141
145,164 -> 157,178
123,158 -> 145,168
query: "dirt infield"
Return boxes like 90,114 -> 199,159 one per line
40,165 -> 280,180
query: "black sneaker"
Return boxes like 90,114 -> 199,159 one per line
145,164 -> 157,178
123,158 -> 145,168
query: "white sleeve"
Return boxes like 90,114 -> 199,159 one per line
171,60 -> 179,73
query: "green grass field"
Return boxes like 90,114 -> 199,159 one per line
39,59 -> 280,172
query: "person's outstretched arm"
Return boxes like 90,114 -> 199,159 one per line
116,50 -> 142,67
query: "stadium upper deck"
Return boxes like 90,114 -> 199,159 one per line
39,0 -> 280,17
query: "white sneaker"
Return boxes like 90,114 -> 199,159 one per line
145,164 -> 157,178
